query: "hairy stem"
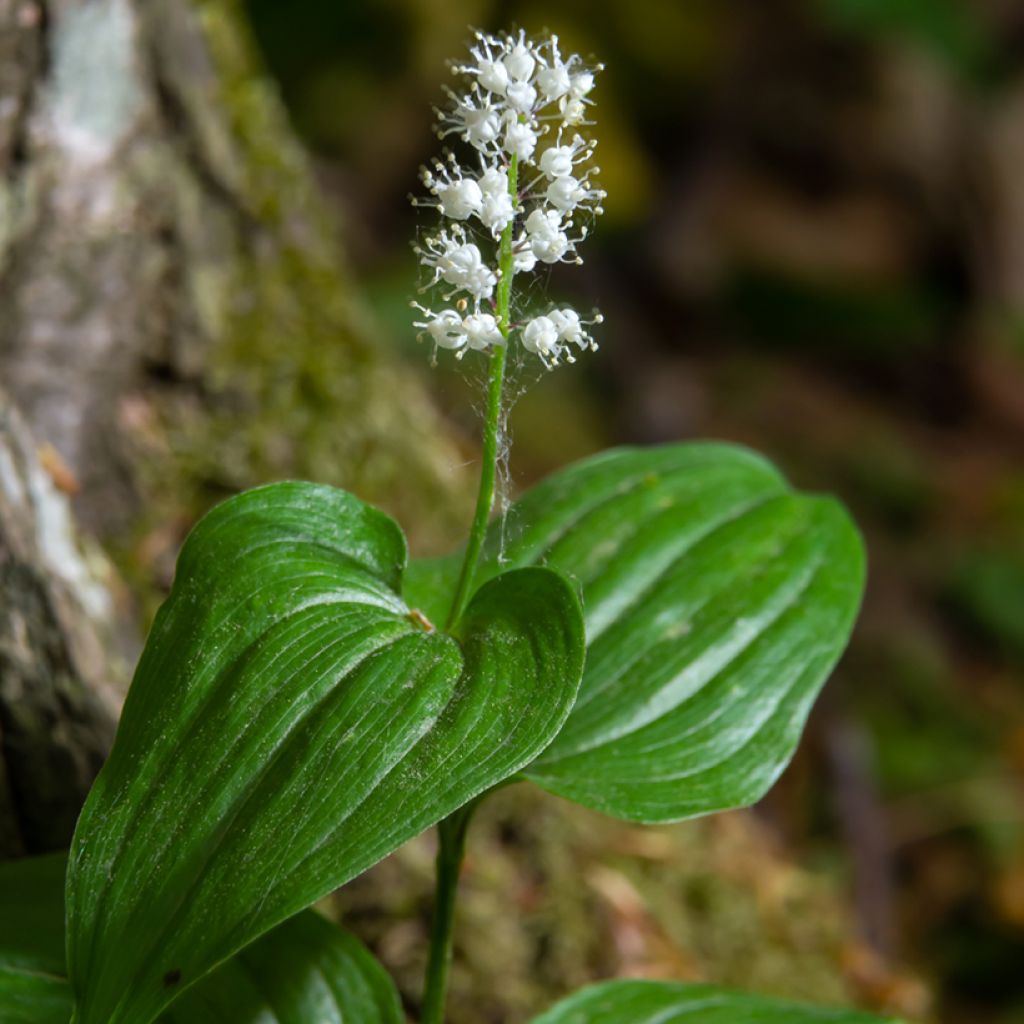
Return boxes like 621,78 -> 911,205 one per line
444,153 -> 519,631
420,800 -> 479,1024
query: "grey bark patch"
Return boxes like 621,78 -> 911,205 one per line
50,0 -> 143,165
0,0 -> 468,545
0,392 -> 120,856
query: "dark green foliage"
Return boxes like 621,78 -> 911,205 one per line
408,443 -> 865,822
65,483 -> 584,1024
3,445 -> 870,1022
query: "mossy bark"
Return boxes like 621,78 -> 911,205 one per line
0,0 -> 468,547
0,0 -> 469,850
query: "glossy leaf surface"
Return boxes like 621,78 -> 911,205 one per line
529,980 -> 901,1023
67,483 -> 584,1024
406,443 -> 865,822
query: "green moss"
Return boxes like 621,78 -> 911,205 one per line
119,0 -> 471,596
332,786 -> 889,1024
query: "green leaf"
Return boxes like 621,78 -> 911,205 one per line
67,482 -> 584,1024
529,980 -> 902,1023
164,910 -> 402,1024
0,854 -> 402,1024
406,443 -> 865,823
0,854 -> 74,1024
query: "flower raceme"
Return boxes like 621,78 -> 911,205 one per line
411,30 -> 604,369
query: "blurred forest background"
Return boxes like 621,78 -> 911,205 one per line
3,0 -> 1023,1022
239,1 -> 1024,1022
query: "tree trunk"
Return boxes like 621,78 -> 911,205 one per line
0,0 -> 467,543
0,0 -> 469,851
0,391 -> 120,856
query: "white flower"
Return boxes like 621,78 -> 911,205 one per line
545,176 -> 584,212
549,307 -> 602,351
444,242 -> 484,283
504,40 -> 536,82
503,120 -> 537,161
459,31 -> 510,96
414,308 -> 467,351
413,29 -> 605,369
463,313 -> 505,350
545,174 -> 605,215
539,145 -> 575,179
478,165 -> 507,194
525,208 -> 569,263
536,63 -> 571,102
417,228 -> 497,301
412,305 -> 511,359
506,80 -> 537,113
523,316 -> 561,360
465,105 -> 502,148
559,96 -> 587,126
513,245 -> 538,273
525,208 -> 560,239
437,179 -> 483,220
569,70 -> 595,98
548,308 -> 584,347
438,94 -> 503,150
417,156 -> 485,219
520,309 -> 602,365
478,59 -> 508,95
538,134 -> 595,179
535,34 -> 572,101
477,166 -> 515,236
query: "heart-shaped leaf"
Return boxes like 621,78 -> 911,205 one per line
406,443 -> 865,823
0,854 -> 403,1024
529,980 -> 902,1023
67,482 -> 584,1024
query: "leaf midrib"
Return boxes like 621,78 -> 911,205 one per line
84,625 -> 418,1024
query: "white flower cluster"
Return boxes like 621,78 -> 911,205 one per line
412,29 -> 605,369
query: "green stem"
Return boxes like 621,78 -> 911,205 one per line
420,800 -> 479,1024
445,152 -> 519,631
424,155 -> 520,1024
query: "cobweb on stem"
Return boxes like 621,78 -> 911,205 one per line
410,28 -> 607,565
